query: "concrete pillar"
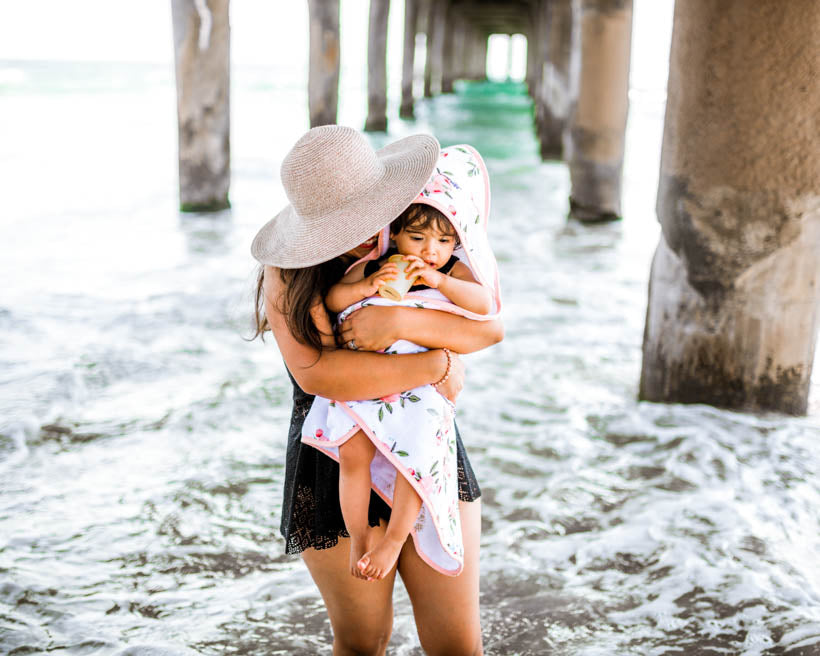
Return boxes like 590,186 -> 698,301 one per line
307,0 -> 340,128
365,0 -> 391,131
530,2 -> 546,124
453,17 -> 471,80
473,30 -> 488,80
425,1 -> 447,97
441,8 -> 457,93
423,1 -> 436,97
538,0 -> 576,160
532,0 -> 550,99
171,0 -> 230,212
400,0 -> 419,118
462,23 -> 475,80
526,2 -> 541,97
567,0 -> 632,221
463,25 -> 476,80
640,0 -> 820,415
466,27 -> 488,80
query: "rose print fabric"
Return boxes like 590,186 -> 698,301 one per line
302,300 -> 463,575
302,145 -> 499,576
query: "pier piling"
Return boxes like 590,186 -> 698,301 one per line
567,0 -> 632,222
308,0 -> 340,128
537,0 -> 576,161
171,0 -> 231,212
424,1 -> 446,97
640,0 -> 820,415
441,7 -> 457,93
400,0 -> 419,118
365,0 -> 391,132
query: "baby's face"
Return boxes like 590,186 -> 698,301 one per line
392,223 -> 457,270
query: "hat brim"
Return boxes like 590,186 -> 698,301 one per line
251,134 -> 440,268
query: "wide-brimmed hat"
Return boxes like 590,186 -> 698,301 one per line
251,125 -> 440,268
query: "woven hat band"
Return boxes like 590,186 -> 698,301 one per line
281,126 -> 383,220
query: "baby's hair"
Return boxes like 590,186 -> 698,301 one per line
390,204 -> 459,244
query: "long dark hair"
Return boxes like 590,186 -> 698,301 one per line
251,258 -> 348,351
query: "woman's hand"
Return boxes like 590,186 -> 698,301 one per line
435,351 -> 464,403
340,305 -> 504,354
338,305 -> 400,352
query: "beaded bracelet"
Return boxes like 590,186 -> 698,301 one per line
432,348 -> 452,389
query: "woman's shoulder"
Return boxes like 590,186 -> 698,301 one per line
262,266 -> 285,307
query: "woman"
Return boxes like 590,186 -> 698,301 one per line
251,125 -> 502,655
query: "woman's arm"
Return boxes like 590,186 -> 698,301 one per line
404,256 -> 493,315
264,267 -> 461,401
338,305 -> 504,354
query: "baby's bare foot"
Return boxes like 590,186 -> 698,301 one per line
359,536 -> 404,580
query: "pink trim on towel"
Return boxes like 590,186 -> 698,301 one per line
302,423 -> 361,449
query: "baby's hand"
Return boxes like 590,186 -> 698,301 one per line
403,255 -> 444,288
361,261 -> 398,296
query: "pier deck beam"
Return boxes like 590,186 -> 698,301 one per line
640,0 -> 820,415
567,0 -> 632,221
171,0 -> 231,212
308,0 -> 340,128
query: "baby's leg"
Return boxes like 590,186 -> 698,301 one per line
360,473 -> 423,580
338,430 -> 377,580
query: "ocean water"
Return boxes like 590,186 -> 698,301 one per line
1,52 -> 820,656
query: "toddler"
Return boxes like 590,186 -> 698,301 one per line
324,204 -> 491,580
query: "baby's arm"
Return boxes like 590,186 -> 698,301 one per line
325,260 -> 399,313
405,256 -> 493,315
440,261 -> 494,314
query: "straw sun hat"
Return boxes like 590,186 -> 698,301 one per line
251,125 -> 440,268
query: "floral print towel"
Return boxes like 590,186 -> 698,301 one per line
302,324 -> 463,575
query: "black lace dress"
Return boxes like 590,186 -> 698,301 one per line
280,371 -> 482,554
